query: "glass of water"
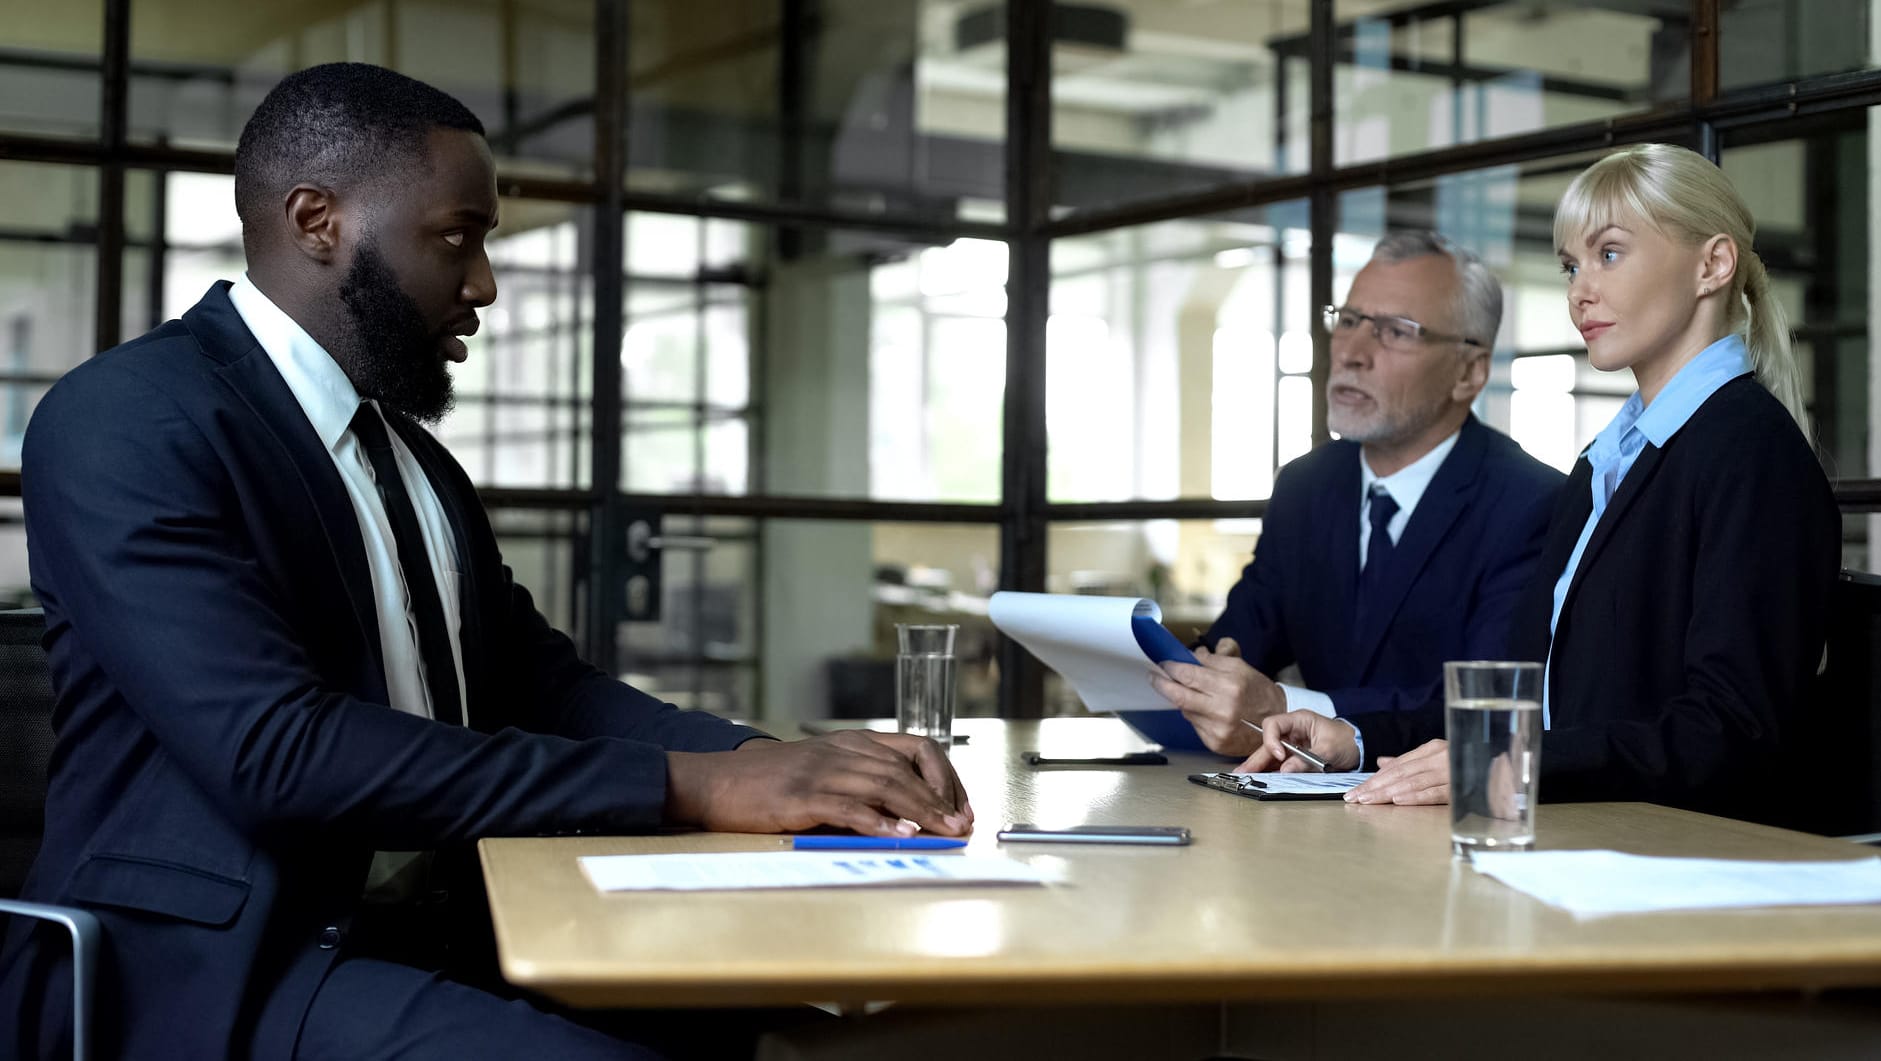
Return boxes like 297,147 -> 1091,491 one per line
1444,661 -> 1543,856
896,624 -> 957,745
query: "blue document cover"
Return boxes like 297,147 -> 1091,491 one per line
1120,616 -> 1210,753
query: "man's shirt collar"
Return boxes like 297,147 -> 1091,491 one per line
1360,424 -> 1463,516
227,275 -> 364,453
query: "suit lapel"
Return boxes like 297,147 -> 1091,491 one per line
1350,418 -> 1484,679
1321,445 -> 1362,665
1540,460 -> 1595,576
386,414 -> 487,724
1556,441 -> 1669,624
1505,457 -> 1592,659
183,284 -> 388,700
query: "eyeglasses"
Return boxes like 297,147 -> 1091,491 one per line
1321,305 -> 1484,351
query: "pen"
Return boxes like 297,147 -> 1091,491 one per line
1240,719 -> 1330,772
790,835 -> 968,851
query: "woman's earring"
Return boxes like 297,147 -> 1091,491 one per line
1699,286 -> 1711,296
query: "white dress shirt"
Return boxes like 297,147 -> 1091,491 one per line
227,276 -> 468,725
1282,427 -> 1462,718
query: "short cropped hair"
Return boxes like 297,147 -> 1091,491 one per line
234,62 -> 484,231
1369,230 -> 1502,349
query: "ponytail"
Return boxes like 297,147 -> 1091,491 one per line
1737,250 -> 1810,435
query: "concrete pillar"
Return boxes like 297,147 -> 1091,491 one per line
760,255 -> 874,719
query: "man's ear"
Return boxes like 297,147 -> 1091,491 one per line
283,184 -> 342,264
1451,349 -> 1490,403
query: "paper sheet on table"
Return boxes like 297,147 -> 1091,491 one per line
988,591 -> 1173,712
1470,850 -> 1881,918
580,852 -> 1058,892
1225,771 -> 1372,795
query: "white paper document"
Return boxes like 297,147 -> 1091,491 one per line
1470,850 -> 1881,918
1225,771 -> 1372,795
580,852 -> 1059,893
987,591 -> 1173,712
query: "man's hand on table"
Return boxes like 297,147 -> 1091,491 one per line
666,731 -> 973,837
1233,709 -> 1362,773
1148,637 -> 1287,756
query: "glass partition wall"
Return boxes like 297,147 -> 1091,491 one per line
5,0 -> 1881,720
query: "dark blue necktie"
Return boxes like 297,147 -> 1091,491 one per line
1356,484 -> 1400,623
350,405 -> 464,727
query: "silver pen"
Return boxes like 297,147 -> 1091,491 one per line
1241,719 -> 1330,772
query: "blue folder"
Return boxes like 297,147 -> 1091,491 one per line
1118,615 -> 1210,753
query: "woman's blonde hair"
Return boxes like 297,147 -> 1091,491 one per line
1552,142 -> 1807,431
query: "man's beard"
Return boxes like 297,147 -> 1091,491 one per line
1325,378 -> 1452,449
334,239 -> 455,425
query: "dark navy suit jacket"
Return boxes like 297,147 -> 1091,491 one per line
1204,415 -> 1563,718
0,284 -> 766,1060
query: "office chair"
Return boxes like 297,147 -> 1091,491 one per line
1804,571 -> 1881,842
1,607 -> 55,895
0,607 -> 100,1061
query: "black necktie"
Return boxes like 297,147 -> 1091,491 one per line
1356,484 -> 1400,623
349,405 -> 463,726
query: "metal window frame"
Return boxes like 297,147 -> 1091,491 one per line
4,0 -> 1881,716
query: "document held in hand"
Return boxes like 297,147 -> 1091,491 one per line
988,592 -> 1193,713
989,592 -> 1216,752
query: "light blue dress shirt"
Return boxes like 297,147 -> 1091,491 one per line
1542,334 -> 1752,727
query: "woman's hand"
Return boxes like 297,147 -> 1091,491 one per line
1345,739 -> 1449,805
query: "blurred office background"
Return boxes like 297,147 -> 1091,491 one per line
0,0 -> 1877,722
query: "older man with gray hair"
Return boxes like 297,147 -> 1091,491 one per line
1152,231 -> 1564,757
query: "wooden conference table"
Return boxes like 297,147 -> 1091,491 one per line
479,718 -> 1881,1011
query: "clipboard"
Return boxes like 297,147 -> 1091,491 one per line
1116,616 -> 1210,753
1187,771 -> 1367,802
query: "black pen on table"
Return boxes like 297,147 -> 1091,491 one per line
1240,719 -> 1330,772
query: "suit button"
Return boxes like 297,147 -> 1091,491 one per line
318,926 -> 342,950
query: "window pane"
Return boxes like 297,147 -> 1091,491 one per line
629,0 -> 1004,223
128,0 -> 594,178
472,200 -> 595,490
1046,203 -> 1310,503
0,1 -> 104,140
123,170 -> 244,335
621,289 -> 749,407
618,220 -> 1005,502
489,505 -> 588,641
621,211 -> 755,496
1721,0 -> 1877,92
0,498 -> 25,607
1051,1 -> 1311,213
1849,513 -> 1874,576
1722,122 -> 1869,486
623,408 -> 747,494
0,163 -> 99,470
612,516 -> 1000,722
1334,0 -> 1686,165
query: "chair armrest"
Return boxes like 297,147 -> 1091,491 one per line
0,899 -> 101,1061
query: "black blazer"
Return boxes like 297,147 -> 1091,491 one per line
1205,415 -> 1562,716
1357,375 -> 1840,823
1,284 -> 767,1061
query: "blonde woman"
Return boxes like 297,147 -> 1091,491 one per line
1243,144 -> 1840,824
